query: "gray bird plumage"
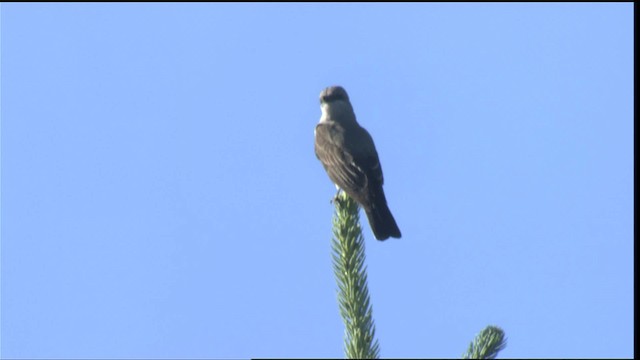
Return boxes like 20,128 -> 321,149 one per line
314,86 -> 401,241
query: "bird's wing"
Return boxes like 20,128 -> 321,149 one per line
351,127 -> 384,187
315,122 -> 383,193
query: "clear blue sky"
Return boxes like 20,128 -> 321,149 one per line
1,3 -> 633,359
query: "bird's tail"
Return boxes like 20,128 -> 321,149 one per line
364,198 -> 401,241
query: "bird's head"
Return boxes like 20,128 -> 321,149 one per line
319,86 -> 350,105
318,85 -> 357,124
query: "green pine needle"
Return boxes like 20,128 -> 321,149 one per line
331,192 -> 380,359
327,192 -> 506,359
463,325 -> 507,359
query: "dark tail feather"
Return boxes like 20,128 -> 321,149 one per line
364,202 -> 401,241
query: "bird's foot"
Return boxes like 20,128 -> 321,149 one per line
330,188 -> 344,204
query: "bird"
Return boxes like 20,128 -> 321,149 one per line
314,85 -> 401,241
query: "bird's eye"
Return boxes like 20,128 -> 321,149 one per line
325,93 -> 343,102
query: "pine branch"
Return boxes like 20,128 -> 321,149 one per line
327,193 -> 506,359
462,325 -> 507,359
331,191 -> 380,359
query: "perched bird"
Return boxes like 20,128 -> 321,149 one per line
314,86 -> 401,241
